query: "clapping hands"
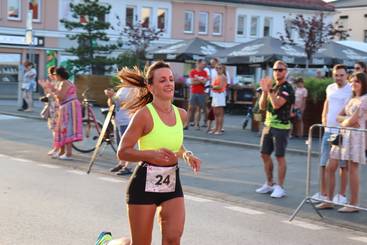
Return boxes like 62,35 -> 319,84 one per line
259,76 -> 273,93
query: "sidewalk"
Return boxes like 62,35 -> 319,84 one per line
0,99 -> 317,155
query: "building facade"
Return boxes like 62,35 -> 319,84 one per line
332,0 -> 367,43
0,0 -> 334,98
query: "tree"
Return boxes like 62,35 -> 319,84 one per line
60,0 -> 121,74
280,13 -> 349,68
114,15 -> 163,67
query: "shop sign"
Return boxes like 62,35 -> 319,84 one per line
0,34 -> 44,47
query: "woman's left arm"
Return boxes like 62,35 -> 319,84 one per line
177,108 -> 201,174
341,100 -> 366,128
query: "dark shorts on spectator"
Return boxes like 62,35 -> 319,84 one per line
260,127 -> 289,157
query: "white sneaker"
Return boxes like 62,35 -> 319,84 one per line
332,194 -> 347,205
270,185 -> 286,198
310,192 -> 327,203
256,183 -> 274,194
59,154 -> 73,161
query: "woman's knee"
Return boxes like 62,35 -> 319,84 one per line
162,228 -> 183,244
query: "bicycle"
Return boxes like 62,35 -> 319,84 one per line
72,89 -> 117,153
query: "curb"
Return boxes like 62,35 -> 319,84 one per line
0,110 -> 317,156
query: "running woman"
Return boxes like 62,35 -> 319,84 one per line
96,61 -> 201,245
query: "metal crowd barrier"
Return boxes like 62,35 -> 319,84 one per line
289,124 -> 367,221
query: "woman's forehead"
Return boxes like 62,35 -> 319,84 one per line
154,67 -> 173,77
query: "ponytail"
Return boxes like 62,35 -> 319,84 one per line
117,61 -> 171,114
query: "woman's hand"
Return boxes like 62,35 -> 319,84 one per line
150,148 -> 178,166
183,152 -> 201,174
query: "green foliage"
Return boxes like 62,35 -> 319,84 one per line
303,77 -> 333,103
60,0 -> 121,74
115,51 -> 142,70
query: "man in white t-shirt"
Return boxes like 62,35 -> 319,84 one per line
313,64 -> 352,206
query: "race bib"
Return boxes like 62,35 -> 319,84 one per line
145,165 -> 177,193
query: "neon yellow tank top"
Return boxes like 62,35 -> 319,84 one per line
138,103 -> 183,153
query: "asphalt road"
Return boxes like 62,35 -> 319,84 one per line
1,155 -> 367,245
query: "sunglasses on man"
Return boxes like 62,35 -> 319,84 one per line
273,68 -> 286,72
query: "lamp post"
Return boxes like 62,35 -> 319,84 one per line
25,10 -> 34,63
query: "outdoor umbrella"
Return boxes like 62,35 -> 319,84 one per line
215,36 -> 307,66
146,37 -> 223,62
314,41 -> 367,66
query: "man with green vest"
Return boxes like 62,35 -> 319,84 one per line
256,60 -> 295,198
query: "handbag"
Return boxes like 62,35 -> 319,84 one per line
327,133 -> 343,146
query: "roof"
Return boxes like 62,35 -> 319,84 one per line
331,0 -> 367,8
196,0 -> 335,11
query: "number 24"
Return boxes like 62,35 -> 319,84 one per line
155,175 -> 170,185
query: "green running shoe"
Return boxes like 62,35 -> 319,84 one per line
96,231 -> 112,245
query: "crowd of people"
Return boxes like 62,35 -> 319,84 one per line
254,60 -> 367,214
185,58 -> 228,135
17,57 -> 367,243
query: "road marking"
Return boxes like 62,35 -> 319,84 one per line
282,220 -> 326,231
98,177 -> 125,183
0,115 -> 22,120
225,206 -> 264,215
38,164 -> 61,169
349,237 -> 367,243
9,157 -> 34,163
185,194 -> 213,203
67,170 -> 86,175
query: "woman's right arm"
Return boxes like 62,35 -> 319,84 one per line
117,108 -> 177,166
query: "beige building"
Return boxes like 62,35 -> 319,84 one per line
332,0 -> 367,42
0,0 -> 59,98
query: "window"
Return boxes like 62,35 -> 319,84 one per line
338,15 -> 349,29
364,30 -> 367,43
198,12 -> 208,34
157,8 -> 167,31
141,7 -> 152,28
213,13 -> 222,35
28,0 -> 41,21
7,0 -> 21,20
237,15 -> 246,36
125,6 -> 136,27
263,17 -> 273,37
250,16 -> 259,37
184,11 -> 194,33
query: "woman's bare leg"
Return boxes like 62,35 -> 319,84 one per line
349,161 -> 359,205
157,197 -> 185,245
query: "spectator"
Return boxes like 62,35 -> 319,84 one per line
256,60 -> 295,198
204,58 -> 218,125
317,72 -> 367,212
185,59 -> 208,130
38,66 -> 60,157
52,67 -> 83,160
292,78 -> 308,138
104,86 -> 132,175
209,64 -> 227,135
19,61 -> 37,112
354,61 -> 366,74
312,64 -> 352,204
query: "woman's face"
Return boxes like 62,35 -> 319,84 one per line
351,77 -> 362,95
216,65 -> 224,75
148,67 -> 175,100
48,72 -> 56,81
354,64 -> 365,73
